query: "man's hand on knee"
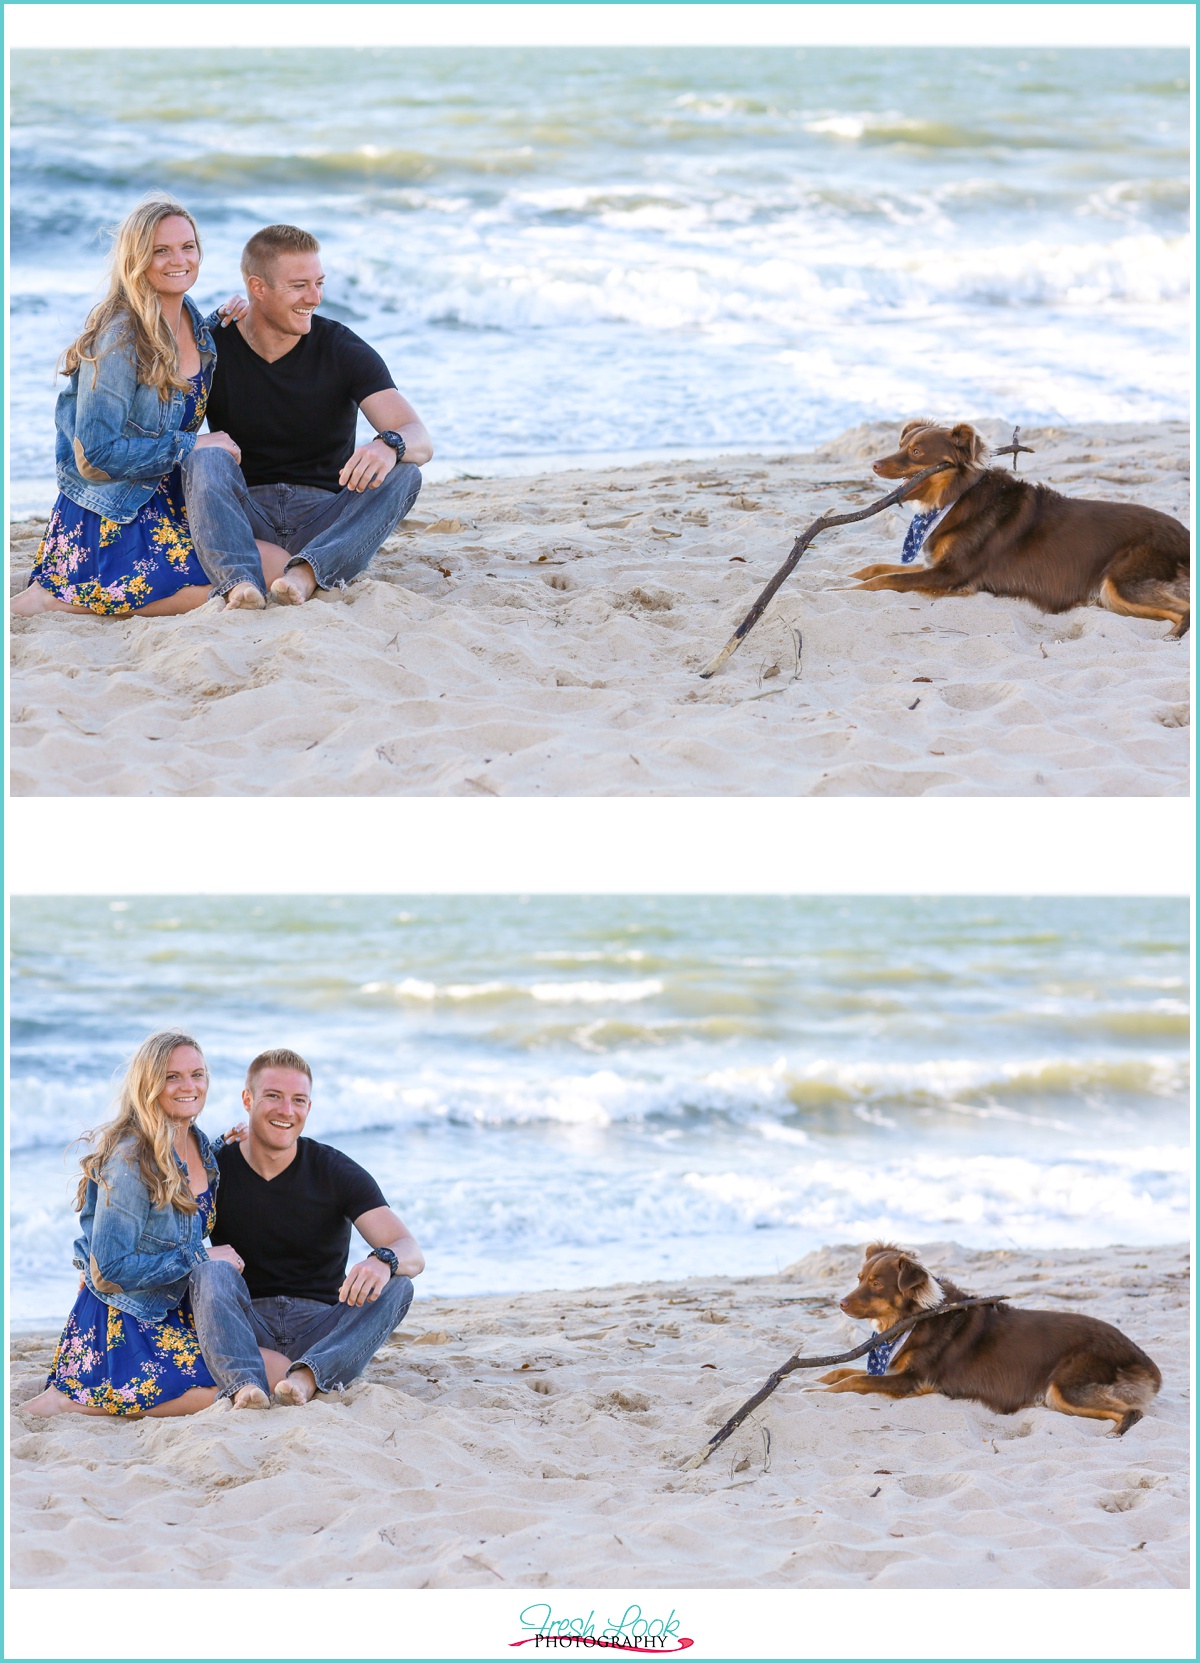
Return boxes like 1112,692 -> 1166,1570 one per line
338,438 -> 396,493
338,1255 -> 392,1306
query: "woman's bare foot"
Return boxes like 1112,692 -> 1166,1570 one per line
273,1365 -> 318,1405
24,1382 -> 216,1418
231,1383 -> 270,1410
10,584 -> 84,617
23,1386 -> 75,1416
225,582 -> 266,611
270,561 -> 318,606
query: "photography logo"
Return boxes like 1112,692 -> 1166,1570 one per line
511,1605 -> 693,1652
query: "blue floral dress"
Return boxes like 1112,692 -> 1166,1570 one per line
27,368 -> 212,615
46,1186 -> 218,1414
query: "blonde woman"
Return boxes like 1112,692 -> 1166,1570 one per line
24,1031 -> 284,1418
13,195 -> 246,617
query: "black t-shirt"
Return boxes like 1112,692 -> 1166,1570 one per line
206,315 -> 396,492
212,1138 -> 388,1303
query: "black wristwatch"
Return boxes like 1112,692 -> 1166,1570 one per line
375,429 -> 406,462
370,1246 -> 400,1276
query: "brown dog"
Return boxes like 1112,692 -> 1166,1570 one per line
819,1243 -> 1161,1436
852,420 -> 1190,637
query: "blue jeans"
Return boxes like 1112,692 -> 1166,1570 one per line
182,447 -> 422,597
189,1258 -> 414,1397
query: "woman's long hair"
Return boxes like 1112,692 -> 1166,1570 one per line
74,1029 -> 206,1215
60,194 -> 202,399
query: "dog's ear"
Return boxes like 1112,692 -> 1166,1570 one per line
860,1241 -> 890,1270
899,419 -> 929,444
949,423 -> 985,464
896,1256 -> 931,1295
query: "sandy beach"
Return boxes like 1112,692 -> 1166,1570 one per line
10,1239 -> 1188,1589
9,420 -> 1191,798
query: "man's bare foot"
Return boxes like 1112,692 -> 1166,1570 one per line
224,583 -> 266,611
269,564 -> 317,607
273,1366 -> 318,1406
231,1384 -> 270,1410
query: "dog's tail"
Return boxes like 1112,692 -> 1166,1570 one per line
1073,1362 -> 1163,1417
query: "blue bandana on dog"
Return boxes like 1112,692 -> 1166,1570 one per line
867,1330 -> 909,1374
901,505 -> 947,564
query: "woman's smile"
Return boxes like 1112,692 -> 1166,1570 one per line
146,214 -> 200,296
157,1044 -> 209,1121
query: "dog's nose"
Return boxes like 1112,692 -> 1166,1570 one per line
871,461 -> 884,475
838,1298 -> 851,1313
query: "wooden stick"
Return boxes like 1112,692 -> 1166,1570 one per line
992,424 -> 1035,471
680,1293 -> 1008,1470
698,462 -> 954,679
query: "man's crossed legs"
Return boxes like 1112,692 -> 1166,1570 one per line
190,1258 -> 413,1408
183,446 -> 422,610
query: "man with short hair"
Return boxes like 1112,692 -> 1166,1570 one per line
190,1047 -> 422,1410
184,224 -> 433,610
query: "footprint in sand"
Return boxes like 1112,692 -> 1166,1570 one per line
939,682 -> 1017,712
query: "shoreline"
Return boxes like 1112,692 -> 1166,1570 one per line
11,1239 -> 1189,1588
11,418 -> 1191,797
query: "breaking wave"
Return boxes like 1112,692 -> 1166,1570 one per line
10,1050 -> 1187,1150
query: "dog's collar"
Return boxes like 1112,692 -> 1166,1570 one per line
900,502 -> 950,564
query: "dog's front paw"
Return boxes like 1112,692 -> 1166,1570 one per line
851,564 -> 891,581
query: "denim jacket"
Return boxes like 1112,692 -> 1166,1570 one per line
72,1124 -> 225,1323
54,294 -> 219,524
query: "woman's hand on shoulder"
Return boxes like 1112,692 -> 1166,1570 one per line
215,294 -> 249,327
220,1120 -> 248,1143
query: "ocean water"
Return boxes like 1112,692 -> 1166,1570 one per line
8,47 -> 1191,512
8,895 -> 1190,1324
